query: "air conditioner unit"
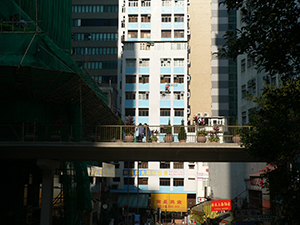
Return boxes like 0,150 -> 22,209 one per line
187,59 -> 191,66
174,74 -> 177,78
187,92 -> 190,97
197,112 -> 202,117
147,14 -> 151,17
187,30 -> 191,35
187,46 -> 191,52
204,112 -> 209,117
187,14 -> 190,20
187,75 -> 191,81
139,74 -> 142,78
187,0 -> 190,5
187,108 -> 191,114
205,186 -> 211,198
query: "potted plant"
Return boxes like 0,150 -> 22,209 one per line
209,124 -> 220,143
151,136 -> 158,143
233,119 -> 241,143
197,130 -> 208,143
177,120 -> 187,143
125,115 -> 134,142
163,120 -> 173,143
51,130 -> 61,141
209,136 -> 220,143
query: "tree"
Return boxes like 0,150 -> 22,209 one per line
241,81 -> 300,223
218,0 -> 300,82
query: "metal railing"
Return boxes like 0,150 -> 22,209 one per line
0,124 -> 248,143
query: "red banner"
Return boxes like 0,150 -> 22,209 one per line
211,200 -> 231,211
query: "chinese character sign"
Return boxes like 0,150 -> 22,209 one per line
211,200 -> 231,211
151,194 -> 187,212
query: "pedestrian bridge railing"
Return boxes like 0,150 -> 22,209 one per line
0,124 -> 249,144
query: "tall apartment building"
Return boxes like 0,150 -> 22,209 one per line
118,0 -> 189,125
72,0 -> 119,114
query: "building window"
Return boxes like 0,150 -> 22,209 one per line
126,59 -> 136,67
174,109 -> 184,116
174,92 -> 184,100
160,58 -> 171,67
160,161 -> 170,168
241,59 -> 246,72
140,43 -> 150,50
161,30 -> 171,38
160,92 -> 171,100
139,92 -> 149,100
247,55 -> 252,68
113,177 -> 121,182
128,15 -> 138,22
173,178 -> 184,186
139,108 -> 149,116
174,14 -> 184,22
111,184 -> 118,189
72,5 -> 118,13
174,59 -> 184,67
160,178 -> 170,186
160,108 -> 170,117
174,30 -> 184,38
124,43 -> 134,50
139,178 -> 148,185
141,15 -> 151,22
125,108 -> 135,117
129,0 -> 138,7
138,161 -> 148,168
188,164 -> 195,169
139,59 -> 150,67
128,30 -> 138,39
124,177 -> 135,185
124,161 -> 134,168
161,14 -> 172,22
174,162 -> 183,169
139,75 -> 149,83
141,1 -> 151,7
126,75 -> 136,83
174,0 -> 184,6
174,75 -> 184,83
126,91 -> 136,100
171,43 -> 186,50
242,85 -> 246,98
242,111 -> 247,125
141,30 -> 151,38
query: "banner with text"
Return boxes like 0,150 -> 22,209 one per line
123,169 -> 184,177
211,200 -> 231,211
151,194 -> 187,212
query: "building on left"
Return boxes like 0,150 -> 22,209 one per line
0,1 -> 119,224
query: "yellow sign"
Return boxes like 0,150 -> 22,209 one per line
151,194 -> 187,212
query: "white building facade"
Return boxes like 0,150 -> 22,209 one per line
117,0 -> 190,126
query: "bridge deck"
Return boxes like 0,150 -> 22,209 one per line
0,142 -> 258,162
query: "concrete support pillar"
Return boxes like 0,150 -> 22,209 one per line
37,159 -> 60,225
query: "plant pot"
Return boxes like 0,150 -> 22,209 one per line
24,133 -> 36,141
179,140 -> 186,143
197,135 -> 206,143
90,134 -> 100,142
163,134 -> 173,143
152,140 -> 157,143
210,141 -> 219,143
233,135 -> 241,143
125,135 -> 134,142
51,134 -> 61,141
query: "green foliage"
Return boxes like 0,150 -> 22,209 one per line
177,120 -> 187,140
51,130 -> 61,135
151,136 -> 158,141
197,130 -> 208,136
166,120 -> 172,134
218,0 -> 300,82
240,80 -> 300,223
209,136 -> 220,142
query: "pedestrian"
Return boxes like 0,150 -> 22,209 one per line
136,123 -> 144,142
143,123 -> 151,142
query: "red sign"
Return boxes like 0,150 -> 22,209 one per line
211,200 -> 231,211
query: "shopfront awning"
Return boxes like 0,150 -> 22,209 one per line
117,194 -> 149,208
